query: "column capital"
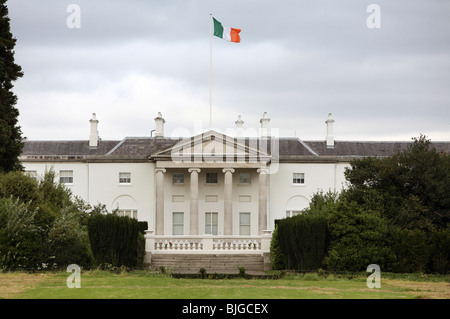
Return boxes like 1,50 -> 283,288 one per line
222,168 -> 235,174
188,168 -> 201,173
155,168 -> 166,174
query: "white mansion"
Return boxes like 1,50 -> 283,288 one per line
20,113 -> 450,271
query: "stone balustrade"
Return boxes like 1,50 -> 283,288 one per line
145,230 -> 272,255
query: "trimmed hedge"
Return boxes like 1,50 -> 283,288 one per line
275,214 -> 328,271
88,214 -> 145,268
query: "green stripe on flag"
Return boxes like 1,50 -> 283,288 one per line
213,17 -> 224,39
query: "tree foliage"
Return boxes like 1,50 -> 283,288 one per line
0,1 -> 24,173
0,169 -> 97,270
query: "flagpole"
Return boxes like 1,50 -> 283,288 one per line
209,14 -> 213,129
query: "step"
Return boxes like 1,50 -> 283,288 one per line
149,254 -> 265,272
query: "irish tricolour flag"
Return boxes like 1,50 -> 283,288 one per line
213,17 -> 241,43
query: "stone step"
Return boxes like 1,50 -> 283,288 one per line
149,254 -> 265,272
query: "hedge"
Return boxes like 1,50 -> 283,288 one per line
88,214 -> 145,268
275,214 -> 328,271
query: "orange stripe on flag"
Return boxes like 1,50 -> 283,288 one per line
230,28 -> 241,43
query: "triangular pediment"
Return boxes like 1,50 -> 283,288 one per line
151,130 -> 271,164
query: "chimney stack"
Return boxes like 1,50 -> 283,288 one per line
259,112 -> 271,138
154,112 -> 165,138
326,113 -> 335,149
89,113 -> 99,148
235,115 -> 244,138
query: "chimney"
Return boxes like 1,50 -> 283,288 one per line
326,113 -> 335,149
235,115 -> 244,138
259,112 -> 271,138
89,113 -> 99,148
154,112 -> 165,138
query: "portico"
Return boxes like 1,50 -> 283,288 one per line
146,130 -> 272,257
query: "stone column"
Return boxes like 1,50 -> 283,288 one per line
188,168 -> 201,235
155,168 -> 166,235
257,167 -> 268,235
222,168 -> 235,235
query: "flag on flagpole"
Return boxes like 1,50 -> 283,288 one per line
212,17 -> 241,43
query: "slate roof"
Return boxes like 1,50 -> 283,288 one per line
304,141 -> 450,157
21,140 -> 120,157
20,135 -> 450,162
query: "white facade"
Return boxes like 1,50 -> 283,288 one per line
21,113 -> 448,261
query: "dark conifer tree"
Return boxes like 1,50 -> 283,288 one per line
0,0 -> 23,172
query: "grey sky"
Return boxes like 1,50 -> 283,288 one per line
8,0 -> 450,141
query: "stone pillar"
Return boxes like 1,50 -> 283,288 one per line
222,168 -> 235,235
188,168 -> 201,235
155,168 -> 166,235
257,167 -> 268,235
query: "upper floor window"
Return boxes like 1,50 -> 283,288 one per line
173,173 -> 185,184
292,173 -> 305,185
59,170 -> 73,184
206,173 -> 218,184
239,172 -> 251,184
119,172 -> 131,184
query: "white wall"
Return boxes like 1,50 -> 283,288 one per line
23,160 -> 352,236
22,161 -> 155,225
268,162 -> 351,229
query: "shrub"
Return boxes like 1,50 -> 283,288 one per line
324,199 -> 392,272
388,228 -> 429,273
276,214 -> 328,271
428,228 -> 449,274
0,197 -> 42,269
88,214 -> 143,268
270,225 -> 286,270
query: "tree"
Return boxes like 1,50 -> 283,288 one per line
0,170 -> 96,270
345,135 -> 450,231
343,135 -> 449,273
0,1 -> 24,173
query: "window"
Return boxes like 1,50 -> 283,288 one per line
173,173 -> 184,184
205,212 -> 218,235
119,172 -> 131,184
239,172 -> 251,184
206,173 -> 218,184
286,210 -> 302,218
25,170 -> 37,180
117,209 -> 138,219
172,212 -> 184,235
293,173 -> 305,184
239,213 -> 251,235
59,170 -> 73,184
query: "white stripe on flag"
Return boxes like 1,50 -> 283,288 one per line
222,26 -> 231,41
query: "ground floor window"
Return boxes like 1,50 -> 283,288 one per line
286,210 -> 302,218
117,209 -> 138,219
239,212 -> 251,235
205,212 -> 218,235
173,212 -> 184,235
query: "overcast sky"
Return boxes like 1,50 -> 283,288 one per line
8,0 -> 450,141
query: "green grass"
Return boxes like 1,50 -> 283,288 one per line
1,270 -> 449,299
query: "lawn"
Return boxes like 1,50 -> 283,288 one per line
0,270 -> 449,299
